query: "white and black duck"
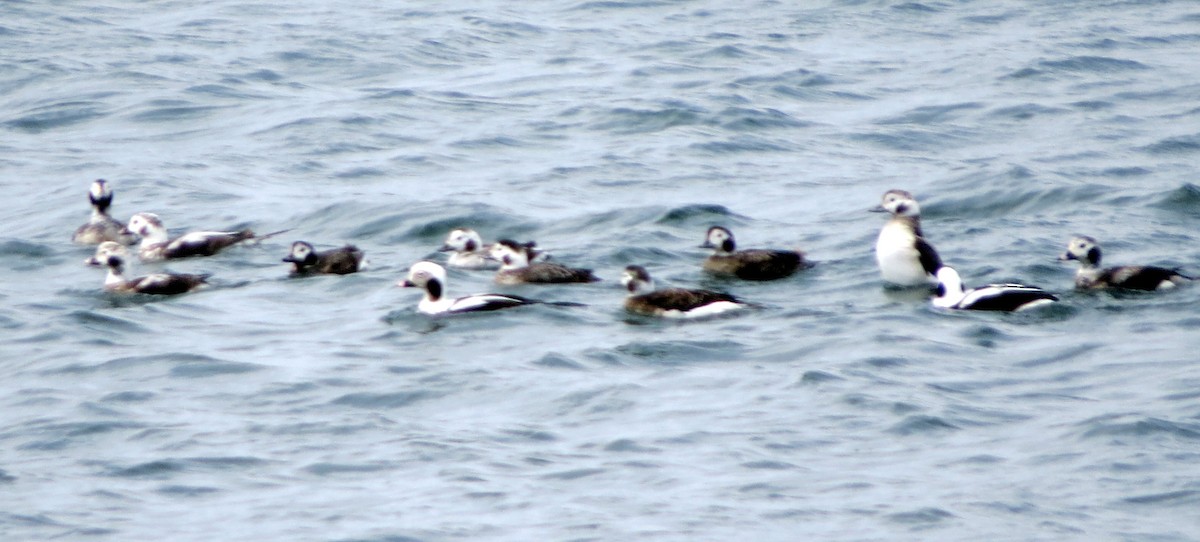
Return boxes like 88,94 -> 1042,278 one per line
1059,235 -> 1191,291
439,228 -> 512,269
123,212 -> 262,261
489,239 -> 598,285
621,265 -> 750,318
932,266 -> 1057,312
94,254 -> 209,295
700,226 -> 807,281
398,261 -> 542,315
283,241 -> 365,275
873,189 -> 942,287
72,179 -> 136,245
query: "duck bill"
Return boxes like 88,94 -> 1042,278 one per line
397,280 -> 416,288
868,205 -> 887,213
437,245 -> 454,252
1057,252 -> 1075,262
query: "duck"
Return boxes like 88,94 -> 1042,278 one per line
72,179 -> 136,245
932,266 -> 1057,312
489,239 -> 599,285
439,228 -> 494,269
873,189 -> 942,287
439,228 -> 501,269
283,241 -> 365,275
122,212 -> 258,261
700,226 -> 807,280
620,265 -> 751,318
398,261 -> 541,315
94,254 -> 210,295
1059,235 -> 1191,291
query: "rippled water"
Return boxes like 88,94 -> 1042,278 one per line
3,1 -> 1200,540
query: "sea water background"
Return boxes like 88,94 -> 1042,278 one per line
2,0 -> 1200,540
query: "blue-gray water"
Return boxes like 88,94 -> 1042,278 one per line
3,1 -> 1200,540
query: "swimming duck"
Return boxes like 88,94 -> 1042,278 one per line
439,228 -> 496,269
95,254 -> 210,295
398,261 -> 541,315
490,239 -> 599,285
123,212 -> 257,261
932,266 -> 1057,312
72,179 -> 136,245
1059,235 -> 1191,291
283,241 -> 364,275
621,265 -> 750,318
700,226 -> 807,280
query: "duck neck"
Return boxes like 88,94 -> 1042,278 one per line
105,267 -> 127,289
626,279 -> 653,296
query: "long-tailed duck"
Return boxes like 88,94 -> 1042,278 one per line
283,241 -> 365,275
933,266 -> 1057,312
95,254 -> 210,295
489,239 -> 599,284
439,228 -> 499,269
621,265 -> 750,318
1059,235 -> 1191,291
123,212 -> 258,261
72,179 -> 136,245
873,189 -> 943,287
398,261 -> 541,315
700,226 -> 807,281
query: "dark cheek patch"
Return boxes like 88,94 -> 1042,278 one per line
465,239 -> 477,252
426,279 -> 443,301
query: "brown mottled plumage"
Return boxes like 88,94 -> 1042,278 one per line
283,241 -> 364,275
490,239 -> 599,284
98,255 -> 209,295
621,265 -> 749,318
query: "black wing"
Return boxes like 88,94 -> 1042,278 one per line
525,263 -> 600,283
640,288 -> 740,312
961,287 -> 1056,311
448,294 -> 537,313
165,231 -> 254,258
1103,266 -> 1187,291
915,237 -> 942,276
129,273 -> 209,295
